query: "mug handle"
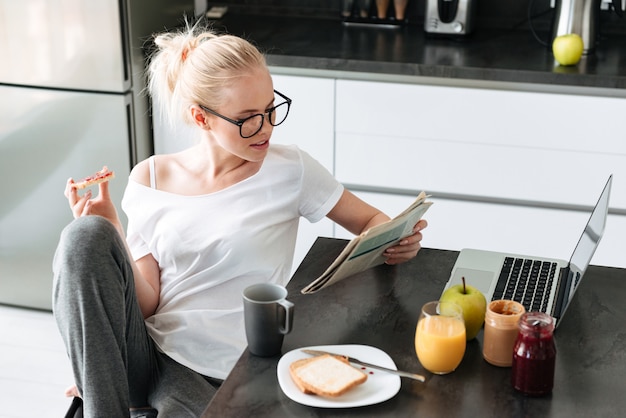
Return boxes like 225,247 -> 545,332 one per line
277,299 -> 294,334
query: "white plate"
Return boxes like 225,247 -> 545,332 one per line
277,344 -> 401,408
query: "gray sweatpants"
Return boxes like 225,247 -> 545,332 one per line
52,216 -> 219,417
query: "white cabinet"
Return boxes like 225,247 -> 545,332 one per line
332,79 -> 626,268
335,80 -> 626,209
270,74 -> 336,273
265,73 -> 625,268
271,74 -> 335,172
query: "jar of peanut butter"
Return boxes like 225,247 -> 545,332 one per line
482,300 -> 526,367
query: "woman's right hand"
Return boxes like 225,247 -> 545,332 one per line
64,178 -> 120,227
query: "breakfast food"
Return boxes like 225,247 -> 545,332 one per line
439,276 -> 487,340
72,166 -> 115,189
289,354 -> 367,397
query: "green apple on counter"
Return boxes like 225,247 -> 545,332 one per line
440,277 -> 487,340
552,33 -> 584,66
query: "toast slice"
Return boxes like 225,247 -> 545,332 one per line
289,354 -> 368,397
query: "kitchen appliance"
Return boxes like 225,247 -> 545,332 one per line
0,0 -> 196,310
552,0 -> 624,54
424,0 -> 477,35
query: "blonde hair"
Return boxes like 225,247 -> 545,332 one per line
147,21 -> 267,127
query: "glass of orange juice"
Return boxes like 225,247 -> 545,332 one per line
415,301 -> 466,374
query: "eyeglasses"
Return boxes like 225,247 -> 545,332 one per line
199,90 -> 292,138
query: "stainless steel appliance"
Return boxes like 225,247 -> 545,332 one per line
424,0 -> 476,35
0,0 -> 195,310
553,0 -> 624,54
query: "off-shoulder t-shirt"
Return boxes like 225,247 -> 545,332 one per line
121,144 -> 344,379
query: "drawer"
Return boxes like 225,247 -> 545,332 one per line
336,132 -> 625,209
336,80 -> 626,155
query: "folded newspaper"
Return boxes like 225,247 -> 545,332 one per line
301,192 -> 432,294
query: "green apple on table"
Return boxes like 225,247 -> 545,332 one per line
552,33 -> 584,66
440,277 -> 487,340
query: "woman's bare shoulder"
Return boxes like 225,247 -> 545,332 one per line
129,157 -> 153,187
130,152 -> 189,189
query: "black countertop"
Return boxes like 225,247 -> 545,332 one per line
203,238 -> 626,417
211,13 -> 626,91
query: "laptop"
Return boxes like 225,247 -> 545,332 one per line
442,175 -> 612,327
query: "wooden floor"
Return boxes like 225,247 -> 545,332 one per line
0,304 -> 74,417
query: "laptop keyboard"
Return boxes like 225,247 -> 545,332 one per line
492,257 -> 557,313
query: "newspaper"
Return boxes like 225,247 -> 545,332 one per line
301,192 -> 432,294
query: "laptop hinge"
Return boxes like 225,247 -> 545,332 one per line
552,266 -> 572,319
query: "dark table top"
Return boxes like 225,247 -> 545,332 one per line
203,237 -> 626,417
212,13 -> 626,90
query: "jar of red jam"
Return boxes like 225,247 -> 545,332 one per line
511,312 -> 556,396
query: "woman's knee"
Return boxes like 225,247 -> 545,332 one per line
53,216 -> 125,284
59,216 -> 119,256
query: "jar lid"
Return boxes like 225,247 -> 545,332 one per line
488,300 -> 525,316
519,312 -> 555,335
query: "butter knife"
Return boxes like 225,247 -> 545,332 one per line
301,349 -> 426,382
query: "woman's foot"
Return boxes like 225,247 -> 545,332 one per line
65,383 -> 157,416
65,384 -> 81,398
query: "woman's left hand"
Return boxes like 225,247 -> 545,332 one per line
383,219 -> 428,265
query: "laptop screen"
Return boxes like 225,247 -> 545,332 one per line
563,175 -> 612,314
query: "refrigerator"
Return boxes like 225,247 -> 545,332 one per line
0,0 -> 196,310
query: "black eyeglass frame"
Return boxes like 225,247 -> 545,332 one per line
199,90 -> 292,139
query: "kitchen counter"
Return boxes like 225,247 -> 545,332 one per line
203,238 -> 626,417
211,13 -> 626,94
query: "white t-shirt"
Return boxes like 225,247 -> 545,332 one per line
121,144 -> 344,379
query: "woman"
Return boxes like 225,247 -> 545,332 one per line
53,21 -> 427,417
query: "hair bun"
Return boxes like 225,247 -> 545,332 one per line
147,20 -> 266,128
